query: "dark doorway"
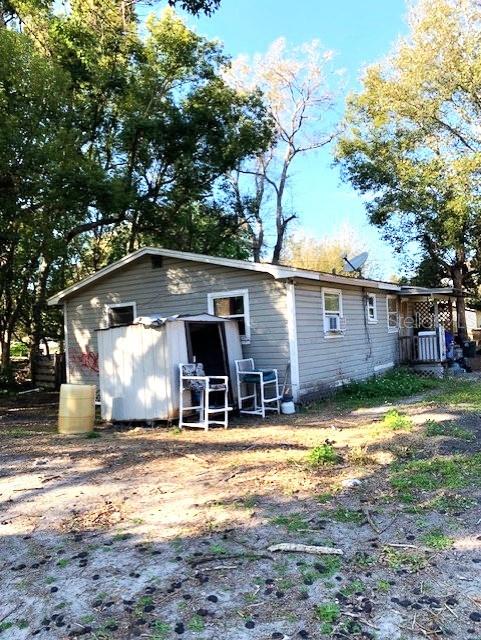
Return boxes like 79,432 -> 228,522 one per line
185,322 -> 228,377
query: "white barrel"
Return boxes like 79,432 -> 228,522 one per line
58,384 -> 96,434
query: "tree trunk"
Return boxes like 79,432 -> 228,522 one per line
0,334 -> 12,378
452,263 -> 467,340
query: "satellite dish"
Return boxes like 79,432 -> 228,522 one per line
342,252 -> 368,275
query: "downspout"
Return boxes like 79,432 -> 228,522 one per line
286,279 -> 300,402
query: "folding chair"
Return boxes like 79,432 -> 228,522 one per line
179,363 -> 231,430
235,358 -> 281,418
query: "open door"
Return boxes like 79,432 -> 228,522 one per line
185,321 -> 235,403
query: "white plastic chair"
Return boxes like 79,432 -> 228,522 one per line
235,358 -> 281,418
179,363 -> 232,430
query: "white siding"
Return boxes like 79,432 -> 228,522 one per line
295,282 -> 399,397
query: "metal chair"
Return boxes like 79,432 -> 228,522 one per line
179,363 -> 231,430
235,358 -> 281,418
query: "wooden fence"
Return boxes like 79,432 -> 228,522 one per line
33,353 -> 66,390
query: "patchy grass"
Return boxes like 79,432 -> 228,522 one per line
271,513 -> 309,532
427,379 -> 481,408
315,602 -> 340,634
320,368 -> 441,410
326,507 -> 364,525
422,528 -> 454,550
306,443 -> 341,466
390,454 -> 481,496
382,547 -> 426,572
425,420 -> 474,440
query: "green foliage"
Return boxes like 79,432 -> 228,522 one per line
422,528 -> 453,550
425,420 -> 474,440
10,342 -> 29,358
390,454 -> 481,494
382,547 -> 426,572
0,2 -> 273,376
327,508 -> 364,525
336,0 -> 481,315
315,602 -> 340,627
271,513 -> 309,532
307,444 -> 341,466
327,368 -> 440,410
382,409 -> 413,431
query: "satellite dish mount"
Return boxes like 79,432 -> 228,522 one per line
342,252 -> 368,277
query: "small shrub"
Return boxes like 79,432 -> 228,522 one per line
307,443 -> 341,466
382,409 -> 412,431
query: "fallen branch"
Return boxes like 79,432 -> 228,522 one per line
362,507 -> 380,534
267,543 -> 343,556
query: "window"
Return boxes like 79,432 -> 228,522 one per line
387,296 -> 399,332
207,289 -> 250,343
107,302 -> 136,327
322,288 -> 343,336
366,293 -> 377,323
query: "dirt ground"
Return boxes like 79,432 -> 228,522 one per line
1,388 -> 481,640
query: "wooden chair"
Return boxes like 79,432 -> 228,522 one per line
235,358 -> 281,418
179,363 -> 231,430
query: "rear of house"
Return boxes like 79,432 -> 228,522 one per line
48,247 -> 406,405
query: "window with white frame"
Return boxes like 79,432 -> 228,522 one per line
366,293 -> 377,323
107,302 -> 136,327
207,289 -> 250,343
387,296 -> 399,332
322,288 -> 343,335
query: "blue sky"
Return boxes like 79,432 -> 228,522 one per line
172,0 -> 410,276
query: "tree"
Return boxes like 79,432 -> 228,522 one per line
281,223 -> 378,277
336,0 -> 481,337
0,3 -> 272,380
225,38 -> 339,263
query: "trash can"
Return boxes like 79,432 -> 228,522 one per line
58,384 -> 96,434
463,341 -> 477,358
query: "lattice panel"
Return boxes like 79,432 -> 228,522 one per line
414,301 -> 435,329
437,301 -> 454,332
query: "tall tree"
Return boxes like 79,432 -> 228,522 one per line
225,38 -> 339,263
0,3 -> 271,379
336,0 -> 481,336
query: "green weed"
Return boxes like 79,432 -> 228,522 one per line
382,409 -> 412,431
315,602 -> 340,634
187,614 -> 205,632
271,513 -> 309,532
390,454 -> 481,494
382,547 -> 426,572
425,420 -> 474,440
151,621 -> 172,639
315,492 -> 334,503
376,579 -> 391,593
328,507 -> 364,525
422,528 -> 453,550
85,431 -> 101,439
307,443 -> 341,466
340,579 -> 364,597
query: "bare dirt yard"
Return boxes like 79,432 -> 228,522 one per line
1,373 -> 481,640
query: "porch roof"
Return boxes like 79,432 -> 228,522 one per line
399,286 -> 459,300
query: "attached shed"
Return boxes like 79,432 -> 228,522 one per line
97,314 -> 242,422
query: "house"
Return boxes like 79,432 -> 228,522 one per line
47,247 -> 458,403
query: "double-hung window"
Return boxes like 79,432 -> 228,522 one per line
107,302 -> 137,327
207,289 -> 251,344
366,293 -> 377,323
387,296 -> 399,332
322,288 -> 343,336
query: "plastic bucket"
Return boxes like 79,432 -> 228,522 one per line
281,400 -> 296,415
58,384 -> 96,434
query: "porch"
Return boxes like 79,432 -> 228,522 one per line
398,288 -> 455,367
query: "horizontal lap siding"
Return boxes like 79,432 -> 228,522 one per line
65,256 -> 290,386
295,282 -> 399,397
